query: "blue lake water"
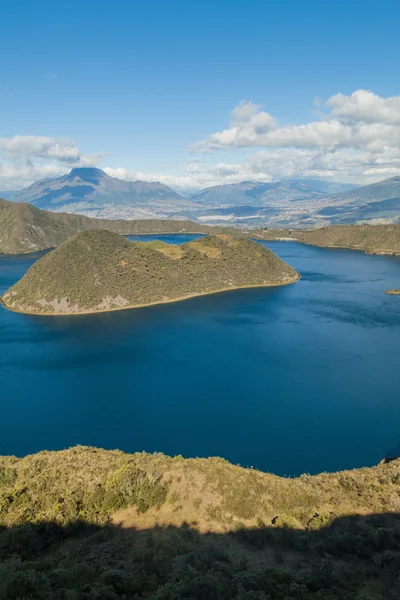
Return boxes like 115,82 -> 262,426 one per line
0,234 -> 399,476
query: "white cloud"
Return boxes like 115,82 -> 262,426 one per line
185,90 -> 400,187
0,135 -> 103,189
327,90 -> 400,124
2,91 -> 400,193
193,91 -> 400,153
105,141 -> 400,193
104,163 -> 273,194
0,136 -> 81,162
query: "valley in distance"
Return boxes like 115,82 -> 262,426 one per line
1,196 -> 400,257
0,194 -> 400,598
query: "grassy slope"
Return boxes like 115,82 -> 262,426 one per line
0,197 -> 237,254
257,224 -> 400,255
2,230 -> 299,314
2,197 -> 400,258
0,446 -> 399,599
0,199 -> 83,255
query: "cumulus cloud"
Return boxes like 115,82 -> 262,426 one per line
0,135 -> 103,189
327,90 -> 400,124
193,90 -> 400,152
105,142 -> 400,193
2,90 -> 400,193
0,136 -> 80,162
187,90 -> 400,187
104,163 -> 274,194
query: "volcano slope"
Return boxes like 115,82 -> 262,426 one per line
1,230 -> 299,315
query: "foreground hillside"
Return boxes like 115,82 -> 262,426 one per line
2,231 -> 299,315
258,224 -> 400,255
0,446 -> 399,599
0,197 -> 235,254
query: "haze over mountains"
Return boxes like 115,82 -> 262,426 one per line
0,190 -> 20,200
4,167 -> 400,227
10,168 -> 200,220
194,177 -> 400,227
317,176 -> 400,223
191,180 -> 327,206
279,179 -> 358,195
0,197 -> 233,254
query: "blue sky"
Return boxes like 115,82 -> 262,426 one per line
1,0 -> 400,191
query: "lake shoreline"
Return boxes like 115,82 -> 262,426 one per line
1,236 -> 399,476
296,242 -> 400,256
0,274 -> 301,317
252,233 -> 400,256
2,230 -> 400,257
0,231 -> 211,256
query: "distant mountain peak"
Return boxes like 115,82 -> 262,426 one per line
67,167 -> 106,183
9,167 -> 198,219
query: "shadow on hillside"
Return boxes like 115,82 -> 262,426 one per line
1,512 -> 400,599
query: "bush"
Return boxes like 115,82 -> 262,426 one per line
0,468 -> 17,487
104,464 -> 168,513
0,567 -> 51,600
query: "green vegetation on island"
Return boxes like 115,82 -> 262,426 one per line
2,196 -> 400,258
1,230 -> 299,315
0,446 -> 399,599
0,197 -> 236,255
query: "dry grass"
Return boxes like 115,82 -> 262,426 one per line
2,230 -> 299,314
0,197 -> 238,254
0,447 -> 400,599
148,241 -> 184,260
259,223 -> 400,255
1,446 -> 399,533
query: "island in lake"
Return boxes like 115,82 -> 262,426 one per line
0,196 -> 235,255
2,195 -> 400,257
1,229 -> 299,315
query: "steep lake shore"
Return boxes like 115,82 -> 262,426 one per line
1,231 -> 299,315
1,237 -> 399,476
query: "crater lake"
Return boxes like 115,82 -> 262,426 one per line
0,234 -> 399,476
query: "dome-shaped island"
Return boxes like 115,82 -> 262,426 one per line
1,230 -> 300,315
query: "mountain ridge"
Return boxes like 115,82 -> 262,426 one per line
1,197 -> 400,257
0,197 -> 237,254
7,169 -> 400,226
191,180 -> 326,206
10,167 -> 200,219
194,176 -> 400,227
